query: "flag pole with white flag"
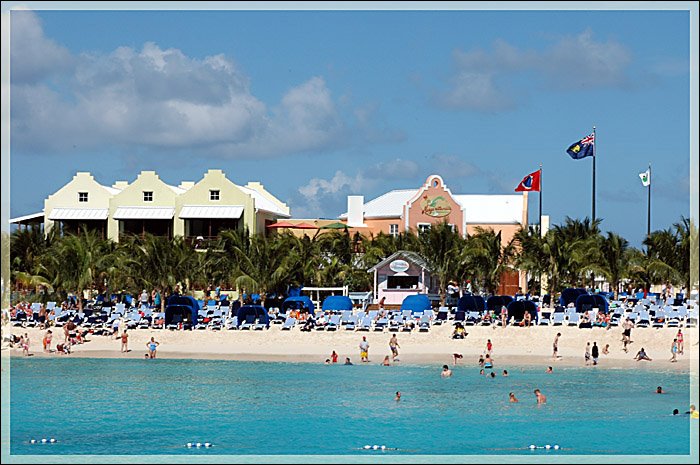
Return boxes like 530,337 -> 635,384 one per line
639,164 -> 651,238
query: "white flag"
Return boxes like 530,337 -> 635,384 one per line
639,169 -> 650,187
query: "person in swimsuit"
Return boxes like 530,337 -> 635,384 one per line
395,391 -> 401,402
330,350 -> 339,363
552,333 -> 561,359
634,347 -> 652,361
669,339 -> 678,362
441,365 -> 452,377
389,335 -> 400,362
43,330 -> 52,353
121,330 -> 129,353
534,389 -> 547,404
22,333 -> 30,356
622,319 -> 633,352
381,355 -> 391,366
453,353 -> 463,365
483,353 -> 494,369
509,392 -> 519,403
676,330 -> 684,355
146,337 -> 160,359
584,342 -> 591,366
546,366 -> 553,373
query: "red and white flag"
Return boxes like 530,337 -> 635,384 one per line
514,170 -> 541,192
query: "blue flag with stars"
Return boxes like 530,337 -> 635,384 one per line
566,132 -> 595,159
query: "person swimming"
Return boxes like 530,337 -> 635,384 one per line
441,365 -> 452,377
483,354 -> 494,369
546,366 -> 553,373
534,389 -> 547,404
395,391 -> 401,402
656,386 -> 665,394
509,392 -> 519,403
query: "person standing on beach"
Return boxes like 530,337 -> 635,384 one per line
22,333 -> 30,356
359,336 -> 370,362
670,339 -> 678,363
552,333 -> 561,359
584,342 -> 591,366
121,330 -> 129,353
622,318 -> 633,352
146,337 -> 159,359
486,339 -> 493,354
43,330 -> 52,353
500,306 -> 508,327
330,350 -> 339,364
389,335 -> 400,362
676,329 -> 684,355
591,342 -> 599,365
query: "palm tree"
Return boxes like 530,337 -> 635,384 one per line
463,227 -> 515,295
229,232 -> 295,306
47,227 -> 113,309
596,232 -> 630,299
513,225 -> 547,294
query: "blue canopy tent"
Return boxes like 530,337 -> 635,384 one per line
400,294 -> 431,314
559,288 -> 588,307
575,294 -> 609,314
486,295 -> 514,311
507,300 -> 538,322
236,305 -> 270,328
165,295 -> 199,328
321,295 -> 353,312
282,296 -> 315,314
457,295 -> 486,313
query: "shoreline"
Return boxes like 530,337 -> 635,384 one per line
3,324 -> 698,372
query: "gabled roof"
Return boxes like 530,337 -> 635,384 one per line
339,189 -> 523,224
367,250 -> 431,273
339,189 -> 416,219
238,185 -> 291,217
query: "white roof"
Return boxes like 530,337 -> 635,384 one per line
9,211 -> 45,223
168,185 -> 187,194
102,185 -> 123,195
113,206 -> 175,220
48,208 -> 109,220
339,190 -> 523,223
454,195 -> 523,224
339,189 -> 416,219
238,186 -> 290,217
179,205 -> 244,219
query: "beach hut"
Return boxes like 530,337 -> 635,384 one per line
164,295 -> 199,328
457,295 -> 486,313
282,296 -> 316,314
559,288 -> 588,307
575,294 -> 609,314
400,294 -> 431,314
506,300 -> 538,323
321,295 -> 353,312
486,295 -> 514,311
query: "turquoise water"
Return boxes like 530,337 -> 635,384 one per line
9,358 -> 692,456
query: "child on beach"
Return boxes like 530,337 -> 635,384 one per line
552,333 -> 561,359
676,329 -> 684,355
670,339 -> 678,363
121,330 -> 129,353
43,330 -> 52,352
584,342 -> 591,365
22,333 -> 30,356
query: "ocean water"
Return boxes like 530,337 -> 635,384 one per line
8,358 -> 692,456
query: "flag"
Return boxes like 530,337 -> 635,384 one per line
639,169 -> 650,187
566,132 -> 595,159
514,169 -> 541,192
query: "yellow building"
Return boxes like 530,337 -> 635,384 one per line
11,170 -> 290,241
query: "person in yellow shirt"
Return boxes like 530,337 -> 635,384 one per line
688,405 -> 699,419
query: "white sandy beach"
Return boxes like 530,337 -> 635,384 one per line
3,324 -> 698,371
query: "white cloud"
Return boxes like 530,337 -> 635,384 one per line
436,30 -> 633,111
10,11 -> 394,158
10,10 -> 74,83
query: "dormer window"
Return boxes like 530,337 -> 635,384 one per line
210,190 -> 220,201
78,192 -> 88,202
143,191 -> 153,202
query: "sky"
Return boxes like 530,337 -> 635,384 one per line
6,4 -> 696,247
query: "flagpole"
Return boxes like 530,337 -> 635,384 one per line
647,162 -> 651,238
592,126 -> 596,222
539,162 -> 543,228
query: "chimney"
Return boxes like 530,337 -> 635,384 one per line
347,195 -> 364,227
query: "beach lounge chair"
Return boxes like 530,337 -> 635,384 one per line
281,317 -> 296,330
358,316 -> 372,331
345,315 -> 357,331
240,314 -> 256,330
685,309 -> 698,328
637,310 -> 650,328
538,312 -> 550,325
374,317 -> 388,332
340,311 -> 353,326
454,310 -> 467,324
567,313 -> 580,326
326,315 -> 341,331
435,307 -> 448,325
388,316 -> 401,332
225,316 -> 239,330
418,314 -> 431,332
551,313 -> 565,326
254,318 -> 267,330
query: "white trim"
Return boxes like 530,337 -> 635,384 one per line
179,205 -> 244,219
9,211 -> 45,223
113,206 -> 174,220
48,208 -> 109,220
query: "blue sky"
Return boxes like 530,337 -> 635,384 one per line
8,6 -> 693,247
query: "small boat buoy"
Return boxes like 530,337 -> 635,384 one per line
186,443 -> 193,448
196,442 -> 202,448
41,439 -> 47,444
372,445 -> 379,450
30,439 -> 36,444
545,444 -> 551,449
363,445 -> 370,450
529,444 -> 536,450
381,445 -> 386,450
49,438 -> 56,443
553,445 -> 560,450
204,443 -> 212,448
